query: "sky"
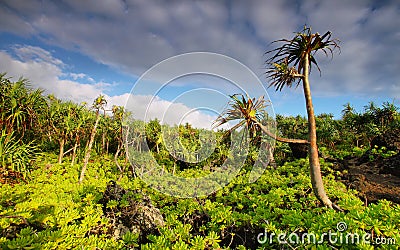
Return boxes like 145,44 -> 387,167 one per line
0,0 -> 399,129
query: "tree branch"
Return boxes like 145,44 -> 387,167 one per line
252,119 -> 309,144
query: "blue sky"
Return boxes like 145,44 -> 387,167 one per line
0,0 -> 399,128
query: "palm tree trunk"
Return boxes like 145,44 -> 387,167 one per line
102,132 -> 106,154
71,134 -> 80,166
302,56 -> 333,208
267,143 -> 276,168
114,143 -> 123,173
79,112 -> 100,183
58,136 -> 65,164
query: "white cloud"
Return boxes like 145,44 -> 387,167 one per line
69,73 -> 86,80
123,94 -> 219,129
0,46 -> 219,128
0,46 -> 101,104
12,45 -> 64,66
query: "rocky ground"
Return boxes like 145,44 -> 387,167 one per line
337,153 -> 400,204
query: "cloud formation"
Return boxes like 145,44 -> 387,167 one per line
0,45 -> 220,128
0,0 -> 399,102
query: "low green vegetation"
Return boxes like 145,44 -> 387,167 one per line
1,155 -> 399,249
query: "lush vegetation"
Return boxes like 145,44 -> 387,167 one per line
1,71 -> 399,249
0,26 -> 399,250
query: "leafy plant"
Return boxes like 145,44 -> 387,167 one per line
0,130 -> 38,177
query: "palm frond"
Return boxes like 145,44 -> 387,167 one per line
265,26 -> 340,91
213,94 -> 269,139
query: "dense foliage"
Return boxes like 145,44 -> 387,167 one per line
1,74 -> 399,249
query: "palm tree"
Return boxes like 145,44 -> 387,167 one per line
47,97 -> 69,164
342,103 -> 355,119
112,105 -> 128,173
214,94 -> 308,171
0,74 -> 46,141
316,113 -> 339,149
66,102 -> 88,166
214,94 -> 308,144
79,95 -> 107,183
0,74 -> 43,176
265,26 -> 340,209
381,102 -> 398,125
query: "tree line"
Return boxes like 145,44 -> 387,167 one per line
0,73 -> 125,180
1,72 -> 398,179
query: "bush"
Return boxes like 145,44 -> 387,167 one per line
0,130 -> 39,177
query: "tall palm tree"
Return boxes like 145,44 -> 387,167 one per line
47,97 -> 69,164
112,105 -> 128,173
79,95 -> 107,183
265,26 -> 340,209
66,102 -> 88,166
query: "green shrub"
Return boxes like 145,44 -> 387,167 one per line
1,156 -> 399,249
0,130 -> 39,177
